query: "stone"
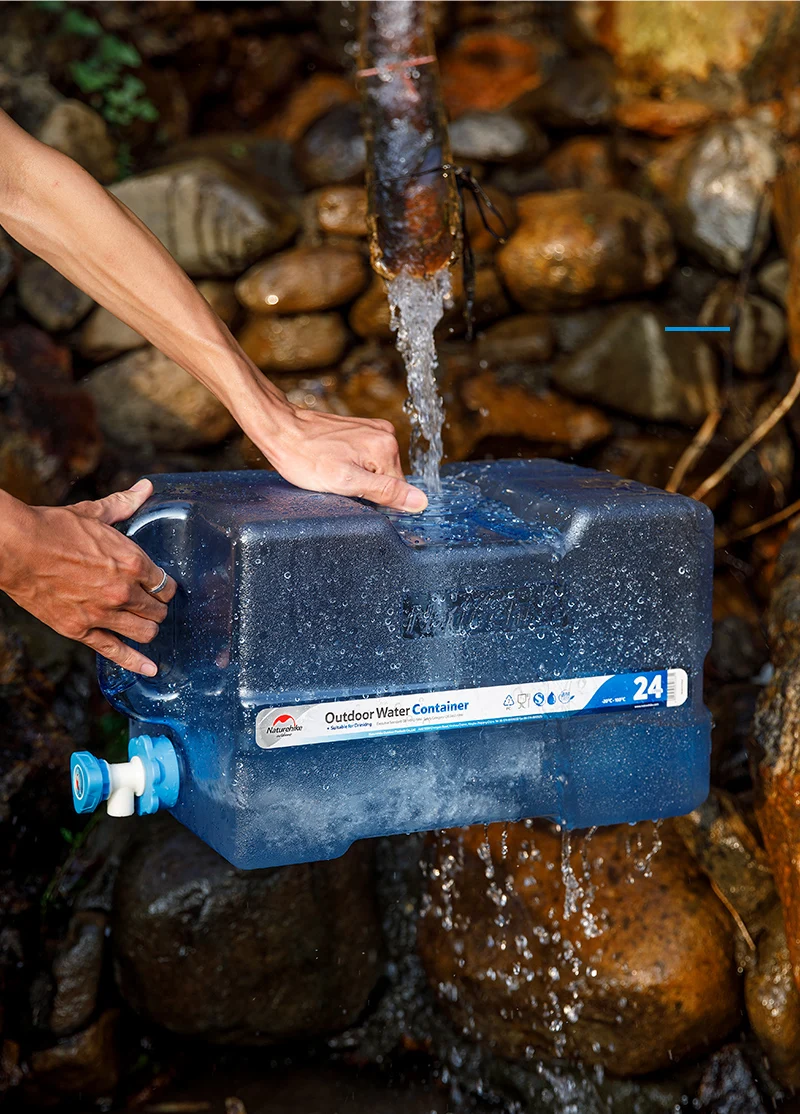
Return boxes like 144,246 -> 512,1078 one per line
709,684 -> 760,792
615,96 -> 714,137
16,259 -> 94,333
295,103 -> 366,188
758,259 -> 789,307
111,158 -> 298,277
745,904 -> 800,1089
315,186 -> 369,238
708,616 -> 769,685
695,1046 -> 767,1114
236,245 -> 368,315
154,134 -> 303,197
592,431 -> 692,491
699,282 -> 785,376
227,33 -> 302,123
238,313 -> 349,373
542,137 -> 618,191
28,1010 -> 118,1100
460,371 -> 611,454
449,111 -> 547,164
0,230 -> 15,299
497,190 -> 675,311
552,306 -> 718,426
417,821 -> 740,1075
79,280 -> 239,363
85,346 -> 235,451
266,73 -> 358,144
523,54 -> 615,130
49,912 -> 107,1038
440,30 -> 542,120
477,314 -> 555,367
720,383 -> 794,530
113,815 -> 382,1044
35,100 -> 117,183
669,121 -> 777,273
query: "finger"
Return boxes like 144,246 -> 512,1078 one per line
142,570 -> 177,602
103,611 -> 160,645
80,479 -> 154,526
346,468 -> 428,512
83,630 -> 158,677
126,585 -> 169,623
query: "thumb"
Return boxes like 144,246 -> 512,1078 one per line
83,478 -> 154,525
356,470 -> 428,513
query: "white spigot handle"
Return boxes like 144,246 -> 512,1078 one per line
105,756 -> 146,817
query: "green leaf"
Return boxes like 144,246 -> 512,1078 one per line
35,0 -> 66,12
70,59 -> 115,93
59,827 -> 76,845
99,34 -> 141,68
134,99 -> 159,123
61,8 -> 102,36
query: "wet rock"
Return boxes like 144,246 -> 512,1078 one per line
709,685 -> 760,793
238,313 -> 349,374
28,1010 -> 118,1101
721,383 -> 794,529
227,33 -> 302,123
16,259 -> 94,333
477,314 -> 555,367
236,245 -> 368,315
35,100 -> 117,183
696,1046 -> 766,1114
524,53 -> 615,130
315,185 -> 369,238
49,912 -> 106,1038
0,325 -> 101,504
153,134 -> 303,197
449,111 -> 547,164
615,97 -> 714,137
0,230 -> 16,299
542,137 -> 619,191
267,73 -> 358,144
698,281 -> 785,376
196,279 -> 240,327
497,190 -> 674,311
669,121 -> 777,273
295,103 -> 366,188
552,306 -> 718,425
745,904 -> 800,1088
460,371 -> 611,454
440,30 -> 542,119
757,259 -> 789,308
417,821 -> 740,1075
708,617 -> 769,685
111,158 -> 298,277
113,815 -> 382,1044
85,346 -> 235,451
592,430 -> 691,490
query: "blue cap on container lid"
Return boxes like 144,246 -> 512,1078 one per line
70,752 -> 110,814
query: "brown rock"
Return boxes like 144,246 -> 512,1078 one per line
35,100 -> 117,183
449,111 -> 547,164
543,137 -> 619,192
152,134 -> 302,197
315,186 -> 369,238
111,158 -> 298,277
418,821 -> 741,1075
497,190 -> 675,311
477,314 -> 555,366
463,186 -> 517,255
745,904 -> 800,1089
523,54 -> 615,130
592,431 -> 692,490
85,346 -> 235,451
113,815 -> 382,1044
236,246 -> 368,315
195,279 -> 240,327
228,34 -> 302,122
758,259 -> 789,308
773,148 -> 800,364
615,97 -> 714,137
295,103 -> 366,188
699,280 -> 786,376
265,73 -> 358,144
238,313 -> 349,373
16,259 -> 94,333
49,913 -> 107,1038
29,1010 -> 118,1099
440,30 -> 543,120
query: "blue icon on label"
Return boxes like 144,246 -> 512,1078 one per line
547,692 -> 557,705
558,691 -> 574,704
503,695 -> 514,708
533,692 -> 545,707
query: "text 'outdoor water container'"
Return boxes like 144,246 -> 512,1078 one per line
71,460 -> 713,869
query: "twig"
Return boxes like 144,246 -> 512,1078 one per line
709,877 -> 756,953
666,409 -> 722,493
716,494 -> 800,548
690,366 -> 800,502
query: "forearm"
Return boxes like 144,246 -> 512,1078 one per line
0,489 -> 34,591
0,111 -> 290,427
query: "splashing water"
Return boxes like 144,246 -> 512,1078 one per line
386,269 -> 451,491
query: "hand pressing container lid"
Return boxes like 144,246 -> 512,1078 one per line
70,460 -> 713,869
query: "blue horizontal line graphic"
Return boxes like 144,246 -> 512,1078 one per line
664,326 -> 731,333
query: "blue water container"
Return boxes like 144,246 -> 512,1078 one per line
70,460 -> 713,869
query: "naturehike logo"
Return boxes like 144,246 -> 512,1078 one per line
259,710 -> 304,746
402,583 -> 569,639
272,714 -> 296,729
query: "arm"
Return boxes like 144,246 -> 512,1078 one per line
0,108 -> 427,513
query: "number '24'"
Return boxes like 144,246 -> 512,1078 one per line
633,674 -> 663,702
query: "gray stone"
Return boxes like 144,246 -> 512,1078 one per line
112,814 -> 383,1044
524,54 -> 616,130
552,306 -> 719,426
699,280 -> 786,376
295,103 -> 366,188
449,111 -> 547,164
85,346 -> 235,451
758,259 -> 789,307
36,100 -> 117,183
17,259 -> 94,332
111,158 -> 298,277
671,120 -> 778,273
49,912 -> 106,1037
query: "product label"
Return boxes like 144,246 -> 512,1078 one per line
255,668 -> 688,750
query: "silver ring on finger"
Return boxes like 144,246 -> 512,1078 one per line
147,567 -> 169,596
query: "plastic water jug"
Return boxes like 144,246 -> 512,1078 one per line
69,460 -> 713,869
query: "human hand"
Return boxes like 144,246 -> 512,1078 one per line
0,479 -> 176,676
234,377 -> 428,512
